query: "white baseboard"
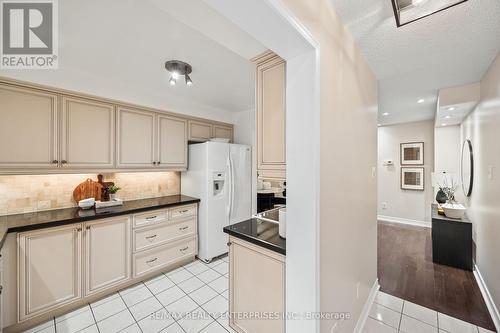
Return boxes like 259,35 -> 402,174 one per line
354,279 -> 380,333
378,215 -> 431,228
474,265 -> 500,331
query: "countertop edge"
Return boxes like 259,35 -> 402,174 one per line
223,226 -> 286,256
0,196 -> 200,248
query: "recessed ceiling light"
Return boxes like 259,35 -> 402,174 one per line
417,99 -> 425,104
447,107 -> 456,111
444,115 -> 451,119
377,124 -> 382,127
441,123 -> 447,127
382,112 -> 390,116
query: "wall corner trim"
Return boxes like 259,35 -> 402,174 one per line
354,279 -> 380,333
378,215 -> 431,228
474,264 -> 500,331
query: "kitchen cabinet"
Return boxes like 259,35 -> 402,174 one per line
188,120 -> 213,142
84,216 -> 131,296
255,51 -> 286,179
229,236 -> 285,333
213,125 -> 233,142
158,115 -> 188,168
117,107 -> 156,168
61,96 -> 115,169
0,84 -> 58,170
18,224 -> 82,321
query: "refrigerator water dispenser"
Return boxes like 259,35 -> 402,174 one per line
213,172 -> 226,196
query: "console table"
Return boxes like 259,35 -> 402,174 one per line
431,204 -> 473,271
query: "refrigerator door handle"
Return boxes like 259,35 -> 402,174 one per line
229,154 -> 235,219
227,157 -> 232,217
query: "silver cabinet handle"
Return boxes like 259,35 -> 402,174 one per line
145,216 -> 157,220
179,246 -> 189,252
179,226 -> 189,231
146,257 -> 158,264
145,234 -> 157,240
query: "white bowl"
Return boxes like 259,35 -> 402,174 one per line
78,198 -> 95,210
442,203 -> 466,219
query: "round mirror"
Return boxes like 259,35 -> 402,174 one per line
461,139 -> 474,197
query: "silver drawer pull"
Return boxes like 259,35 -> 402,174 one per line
145,216 -> 157,220
179,246 -> 189,252
145,234 -> 157,240
179,226 -> 189,231
146,257 -> 158,264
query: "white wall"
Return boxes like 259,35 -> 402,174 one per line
234,108 -> 257,214
461,53 -> 500,328
378,120 -> 435,225
434,125 -> 464,203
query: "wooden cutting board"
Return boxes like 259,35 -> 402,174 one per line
73,179 -> 103,203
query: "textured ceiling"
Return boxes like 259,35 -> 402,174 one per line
329,0 -> 500,125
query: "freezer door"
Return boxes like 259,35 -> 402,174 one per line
204,142 -> 231,260
229,144 -> 252,224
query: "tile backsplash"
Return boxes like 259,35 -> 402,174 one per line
0,172 -> 180,216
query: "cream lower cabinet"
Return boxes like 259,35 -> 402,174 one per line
229,236 -> 285,333
18,225 -> 82,321
84,216 -> 131,296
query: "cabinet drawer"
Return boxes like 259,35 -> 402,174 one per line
133,237 -> 196,278
134,218 -> 196,252
133,209 -> 168,228
170,205 -> 197,220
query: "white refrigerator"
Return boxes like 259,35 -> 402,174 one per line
181,142 -> 252,262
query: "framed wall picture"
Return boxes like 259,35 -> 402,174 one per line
401,167 -> 424,191
400,142 -> 424,165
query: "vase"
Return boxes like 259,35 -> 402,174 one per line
109,193 -> 116,201
436,189 -> 447,204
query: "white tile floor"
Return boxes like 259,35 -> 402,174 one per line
364,291 -> 496,333
22,260 -> 497,333
24,256 -> 233,333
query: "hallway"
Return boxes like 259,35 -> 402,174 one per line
377,221 -> 495,331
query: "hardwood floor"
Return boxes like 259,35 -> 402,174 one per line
378,221 -> 496,331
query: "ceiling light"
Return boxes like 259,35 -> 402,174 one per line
377,124 -> 382,127
441,123 -> 447,127
391,0 -> 469,27
185,74 -> 193,86
447,107 -> 456,111
444,115 -> 451,119
165,60 -> 193,87
417,99 -> 425,104
382,112 -> 390,116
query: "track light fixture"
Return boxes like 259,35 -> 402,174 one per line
165,60 -> 193,86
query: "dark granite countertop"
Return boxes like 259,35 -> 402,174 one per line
431,203 -> 471,224
223,218 -> 286,255
0,195 -> 200,249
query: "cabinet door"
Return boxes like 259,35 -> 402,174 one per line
0,84 -> 58,170
157,115 -> 187,168
18,225 -> 82,321
84,216 -> 131,296
188,120 -> 213,142
61,97 -> 115,169
256,56 -> 286,178
117,107 -> 156,168
213,125 -> 233,143
229,237 -> 285,333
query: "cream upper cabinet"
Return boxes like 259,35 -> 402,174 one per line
213,125 -> 233,142
18,224 -> 82,321
117,107 -> 156,168
84,216 -> 131,296
61,97 -> 115,169
229,237 -> 285,333
157,115 -> 188,168
188,120 -> 213,142
255,52 -> 286,179
0,84 -> 59,169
